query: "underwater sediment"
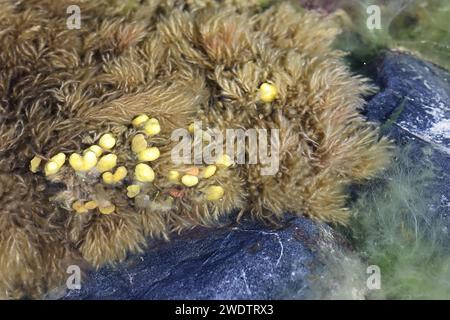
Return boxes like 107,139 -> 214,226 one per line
0,0 -> 390,298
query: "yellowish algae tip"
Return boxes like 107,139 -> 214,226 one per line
30,156 -> 42,173
102,172 -> 115,184
69,150 -> 98,172
127,185 -> 140,198
69,153 -> 84,171
84,200 -> 98,210
188,122 -> 198,134
143,118 -> 161,136
181,174 -> 199,187
216,154 -> 233,167
114,166 -> 128,181
44,153 -> 66,176
72,200 -> 88,213
99,133 -> 116,150
138,147 -> 160,162
99,204 -> 115,215
96,154 -> 117,173
85,145 -> 103,158
103,166 -> 128,184
259,83 -> 278,103
51,153 -> 66,167
135,163 -> 155,182
132,114 -> 149,128
168,170 -> 180,182
202,165 -> 217,178
44,161 -> 60,176
131,134 -> 147,153
205,185 -> 225,201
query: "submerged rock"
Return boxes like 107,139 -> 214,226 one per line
62,216 -> 365,300
367,51 -> 450,153
366,51 -> 450,222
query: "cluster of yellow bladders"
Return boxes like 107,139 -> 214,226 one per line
29,92 -> 272,214
29,84 -> 277,214
127,114 -> 232,202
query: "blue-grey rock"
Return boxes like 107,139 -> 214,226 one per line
61,216 -> 364,300
367,51 -> 450,152
366,51 -> 450,221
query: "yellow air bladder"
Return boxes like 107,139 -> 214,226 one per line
102,166 -> 127,184
51,153 -> 66,167
102,172 -> 115,184
30,156 -> 42,173
96,154 -> 117,173
126,185 -> 141,198
99,133 -> 116,150
138,147 -> 160,162
132,114 -> 149,128
216,154 -> 233,168
181,175 -> 199,187
168,170 -> 180,182
82,151 -> 98,171
72,200 -> 88,214
259,83 -> 278,103
135,163 -> 155,182
99,204 -> 115,215
202,165 -> 217,178
69,150 -> 98,172
45,161 -> 60,176
45,153 -> 66,176
113,166 -> 127,181
143,118 -> 161,136
84,200 -> 98,210
69,154 -> 84,171
205,185 -> 225,201
188,122 -> 199,134
85,145 -> 103,158
131,134 -> 147,153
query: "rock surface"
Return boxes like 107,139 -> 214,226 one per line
61,51 -> 449,300
62,216 -> 363,300
366,51 -> 450,222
